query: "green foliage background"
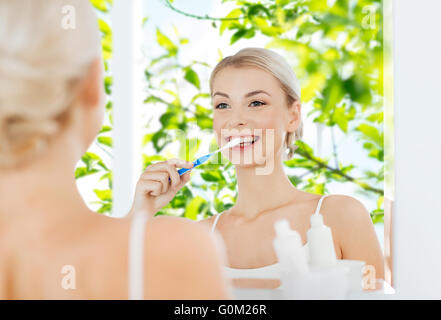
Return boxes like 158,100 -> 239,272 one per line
75,0 -> 113,214
78,0 -> 384,225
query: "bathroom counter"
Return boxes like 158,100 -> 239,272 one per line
231,279 -> 395,300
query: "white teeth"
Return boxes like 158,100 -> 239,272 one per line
240,137 -> 254,143
228,136 -> 258,142
239,136 -> 259,146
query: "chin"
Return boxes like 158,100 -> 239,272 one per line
229,154 -> 269,168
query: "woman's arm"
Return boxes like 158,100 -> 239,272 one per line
322,195 -> 385,281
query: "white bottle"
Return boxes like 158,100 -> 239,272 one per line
273,219 -> 314,299
307,213 -> 337,268
273,219 -> 309,275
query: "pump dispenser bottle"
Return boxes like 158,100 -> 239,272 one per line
273,219 -> 316,299
307,213 -> 337,268
273,219 -> 309,275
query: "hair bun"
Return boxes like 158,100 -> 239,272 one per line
0,114 -> 60,167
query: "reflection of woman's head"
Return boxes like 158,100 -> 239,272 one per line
0,0 -> 102,168
209,47 -> 303,164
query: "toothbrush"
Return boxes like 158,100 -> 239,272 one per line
169,137 -> 242,180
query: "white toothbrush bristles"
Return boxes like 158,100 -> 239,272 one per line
214,137 -> 241,154
228,137 -> 242,148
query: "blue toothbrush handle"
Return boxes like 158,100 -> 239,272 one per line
177,167 -> 191,175
168,154 -> 212,181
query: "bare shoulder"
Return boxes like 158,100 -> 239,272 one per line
319,194 -> 385,279
144,216 -> 229,299
146,215 -> 226,264
147,216 -> 217,250
196,213 -> 224,231
318,194 -> 372,226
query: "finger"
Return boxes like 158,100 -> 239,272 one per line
136,179 -> 162,197
140,171 -> 169,194
167,158 -> 194,169
144,159 -> 193,188
165,159 -> 182,188
159,159 -> 194,188
179,170 -> 192,186
168,158 -> 194,186
145,159 -> 193,172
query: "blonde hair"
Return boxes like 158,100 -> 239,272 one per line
209,48 -> 303,161
0,0 -> 101,168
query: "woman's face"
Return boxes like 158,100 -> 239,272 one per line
211,66 -> 300,168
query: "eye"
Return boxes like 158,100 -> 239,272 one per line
215,102 -> 229,110
249,100 -> 266,107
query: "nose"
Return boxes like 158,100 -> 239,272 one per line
226,106 -> 248,129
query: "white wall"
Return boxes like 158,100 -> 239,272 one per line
112,0 -> 144,217
392,0 -> 441,299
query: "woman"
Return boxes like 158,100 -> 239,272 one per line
196,48 -> 385,289
0,0 -> 229,299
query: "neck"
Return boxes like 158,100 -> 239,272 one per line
0,129 -> 92,227
232,156 -> 300,220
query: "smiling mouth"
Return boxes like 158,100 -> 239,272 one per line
226,135 -> 260,147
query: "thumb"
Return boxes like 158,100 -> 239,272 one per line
179,170 -> 192,186
169,170 -> 191,193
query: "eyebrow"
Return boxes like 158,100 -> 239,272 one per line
212,90 -> 272,98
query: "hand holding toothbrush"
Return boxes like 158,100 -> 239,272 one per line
129,158 -> 194,218
129,138 -> 241,218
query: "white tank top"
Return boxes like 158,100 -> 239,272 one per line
211,194 -> 330,280
126,194 -> 331,298
128,211 -> 149,300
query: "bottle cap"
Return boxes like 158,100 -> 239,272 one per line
310,213 -> 324,227
274,219 -> 302,246
274,219 -> 291,237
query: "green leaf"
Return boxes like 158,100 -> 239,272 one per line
332,106 -> 348,133
252,17 -> 282,37
184,68 -> 200,89
94,189 -> 112,201
90,0 -> 110,12
75,167 -> 99,179
159,112 -> 178,128
220,8 -> 243,35
100,172 -> 113,189
230,28 -> 247,45
322,75 -> 344,115
343,75 -> 372,105
144,95 -> 166,105
185,196 -> 206,220
156,28 -> 178,56
151,130 -> 170,152
98,19 -> 112,36
104,76 -> 112,95
97,203 -> 112,214
356,124 -> 383,148
366,112 -> 384,123
191,93 -> 211,104
99,125 -> 112,134
98,136 -> 113,147
377,196 -> 384,209
214,198 -> 225,213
